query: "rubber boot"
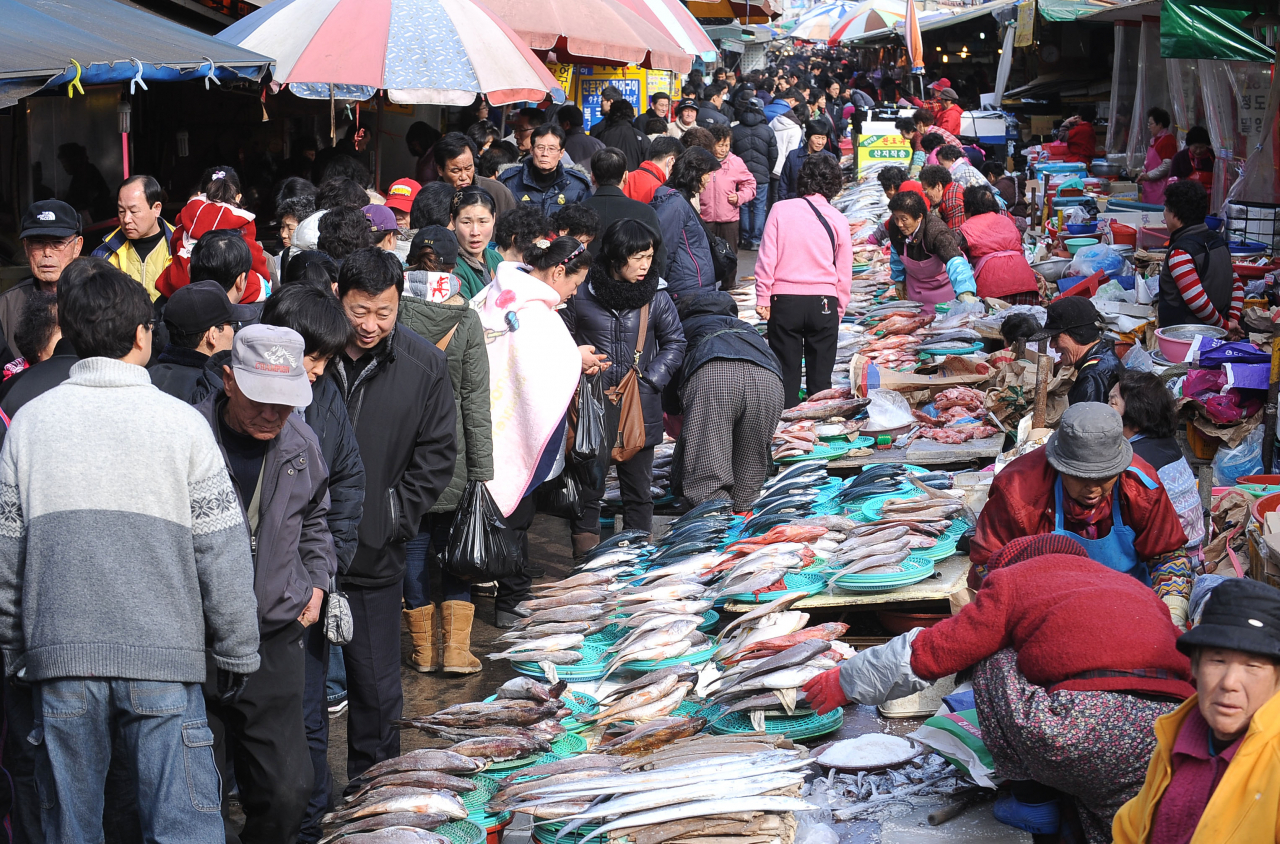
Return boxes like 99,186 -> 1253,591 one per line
572,533 -> 599,560
403,606 -> 440,672
442,601 -> 483,674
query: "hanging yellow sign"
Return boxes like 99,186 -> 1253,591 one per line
546,62 -> 576,98
1014,0 -> 1035,48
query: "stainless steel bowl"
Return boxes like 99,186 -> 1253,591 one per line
1091,163 -> 1123,177
1031,256 -> 1073,282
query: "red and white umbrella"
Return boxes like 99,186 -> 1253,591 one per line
218,0 -> 564,105
613,0 -> 718,63
483,0 -> 693,72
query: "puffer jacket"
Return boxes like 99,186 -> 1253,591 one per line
561,262 -> 687,447
732,108 -> 778,188
650,187 -> 713,300
497,159 -> 593,217
699,153 -> 757,224
397,294 -> 493,513
197,392 -> 336,633
304,374 -> 365,572
595,118 -> 652,171
663,290 -> 780,415
770,113 -> 802,177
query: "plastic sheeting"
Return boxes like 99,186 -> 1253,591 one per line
1123,19 -> 1170,172
1160,0 -> 1275,63
1223,69 -> 1280,240
1166,58 -> 1204,142
1202,60 -> 1274,210
1106,22 -> 1140,156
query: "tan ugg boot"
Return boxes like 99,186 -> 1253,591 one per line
441,601 -> 483,674
572,533 -> 599,560
403,606 -> 440,672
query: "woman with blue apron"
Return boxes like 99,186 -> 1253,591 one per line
1052,467 -> 1156,586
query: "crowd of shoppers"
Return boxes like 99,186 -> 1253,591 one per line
0,54 -> 879,843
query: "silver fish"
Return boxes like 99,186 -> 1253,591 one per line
582,796 -> 816,841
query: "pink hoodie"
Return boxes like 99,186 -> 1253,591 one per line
755,194 -> 853,314
699,152 -> 757,224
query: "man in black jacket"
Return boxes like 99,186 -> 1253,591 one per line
1030,297 -> 1124,406
595,101 -> 652,171
584,148 -> 667,274
634,91 -> 671,132
698,83 -> 731,127
327,248 -> 456,780
149,280 -> 252,403
197,324 -> 335,844
731,98 -> 778,250
260,283 -> 366,844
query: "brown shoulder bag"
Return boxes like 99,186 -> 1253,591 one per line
604,303 -> 649,463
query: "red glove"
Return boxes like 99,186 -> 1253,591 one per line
802,667 -> 849,715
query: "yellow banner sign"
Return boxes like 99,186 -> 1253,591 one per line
1014,0 -> 1035,48
858,134 -> 912,176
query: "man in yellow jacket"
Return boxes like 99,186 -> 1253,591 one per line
90,174 -> 173,302
1114,577 -> 1280,843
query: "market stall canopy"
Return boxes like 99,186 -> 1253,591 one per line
838,0 -> 1018,46
218,0 -> 564,105
1037,0 -> 1113,21
613,0 -> 718,62
483,0 -> 692,72
0,0 -> 271,108
1160,0 -> 1275,62
686,0 -> 779,24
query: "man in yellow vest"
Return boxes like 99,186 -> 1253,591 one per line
91,175 -> 174,302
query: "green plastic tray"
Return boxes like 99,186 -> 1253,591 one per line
859,490 -> 925,521
506,752 -> 566,783
533,820 -> 603,844
484,750 -> 552,772
439,821 -> 485,844
918,341 -> 984,357
776,440 -> 861,464
511,641 -> 612,682
480,690 -> 599,732
833,555 -> 935,592
707,705 -> 844,740
550,732 -> 588,756
620,642 -> 719,671
719,570 -> 828,604
698,609 -> 720,632
460,774 -> 509,827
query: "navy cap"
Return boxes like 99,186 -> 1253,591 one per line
20,200 -> 80,239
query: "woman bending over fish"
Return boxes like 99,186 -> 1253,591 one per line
804,534 -> 1192,844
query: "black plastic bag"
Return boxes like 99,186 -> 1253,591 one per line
442,481 -> 522,582
701,220 -> 738,288
533,468 -> 585,520
570,373 -> 613,491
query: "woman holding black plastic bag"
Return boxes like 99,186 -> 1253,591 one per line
561,219 -> 687,558
396,249 -> 492,674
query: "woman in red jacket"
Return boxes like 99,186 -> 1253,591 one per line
956,186 -> 1040,305
1059,104 -> 1098,165
804,533 -> 1192,844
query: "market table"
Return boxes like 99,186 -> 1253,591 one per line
827,436 -> 1004,471
722,554 -> 974,616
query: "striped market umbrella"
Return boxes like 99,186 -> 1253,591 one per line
483,0 -> 692,72
903,0 -> 923,72
614,0 -> 718,62
830,0 -> 908,42
787,1 -> 860,42
217,0 -> 564,105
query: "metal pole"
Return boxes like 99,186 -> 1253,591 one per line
329,87 -> 336,144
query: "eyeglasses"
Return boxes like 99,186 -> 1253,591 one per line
27,236 -> 78,253
532,144 -> 562,154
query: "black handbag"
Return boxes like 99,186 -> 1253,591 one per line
701,220 -> 738,289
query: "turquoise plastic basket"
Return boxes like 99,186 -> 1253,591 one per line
707,706 -> 844,740
833,555 -> 935,592
718,570 -> 828,604
460,774 -> 508,827
621,642 -> 719,671
438,821 -> 486,844
511,641 -> 612,682
776,440 -> 861,464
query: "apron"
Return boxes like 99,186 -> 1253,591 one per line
901,251 -> 952,315
1052,469 -> 1154,586
1141,133 -> 1171,205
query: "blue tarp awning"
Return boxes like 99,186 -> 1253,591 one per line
0,0 -> 273,107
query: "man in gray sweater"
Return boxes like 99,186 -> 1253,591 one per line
0,261 -> 259,843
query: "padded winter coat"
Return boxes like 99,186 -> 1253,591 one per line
650,187 -> 714,300
732,108 -> 778,188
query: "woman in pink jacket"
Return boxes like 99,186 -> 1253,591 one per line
956,186 -> 1040,305
755,154 -> 853,407
699,125 -> 756,259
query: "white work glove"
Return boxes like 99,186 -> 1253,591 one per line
958,292 -> 979,304
1164,594 -> 1190,630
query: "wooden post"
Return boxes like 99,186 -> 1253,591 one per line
1033,338 -> 1050,429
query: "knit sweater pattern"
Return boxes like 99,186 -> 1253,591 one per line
0,358 -> 260,683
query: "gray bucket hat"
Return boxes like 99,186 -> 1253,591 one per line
1044,402 -> 1132,479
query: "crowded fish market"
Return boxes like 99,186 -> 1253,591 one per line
0,0 -> 1279,843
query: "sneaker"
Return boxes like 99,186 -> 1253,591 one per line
327,698 -> 348,716
992,792 -> 1060,835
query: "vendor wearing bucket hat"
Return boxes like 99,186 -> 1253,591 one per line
1030,297 -> 1124,406
1115,578 -> 1280,843
972,402 -> 1194,626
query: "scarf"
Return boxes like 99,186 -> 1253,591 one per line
1061,491 -> 1114,540
588,262 -> 660,312
477,263 -> 580,516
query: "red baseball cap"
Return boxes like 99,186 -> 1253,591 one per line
929,78 -> 951,91
385,178 -> 421,214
